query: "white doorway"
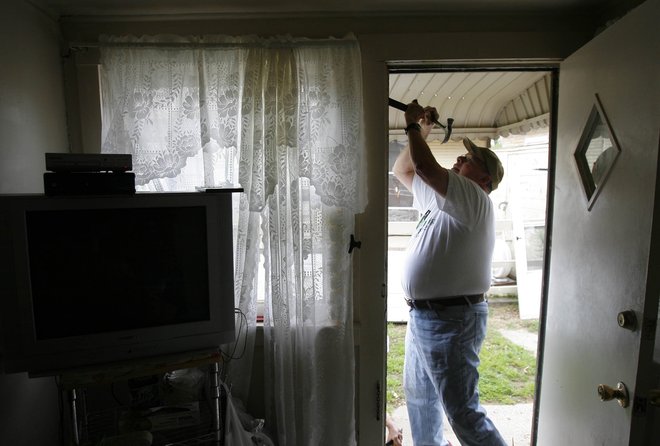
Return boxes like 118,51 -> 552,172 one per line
385,69 -> 554,446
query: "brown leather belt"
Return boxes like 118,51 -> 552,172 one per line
405,294 -> 486,310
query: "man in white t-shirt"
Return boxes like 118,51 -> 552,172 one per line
392,100 -> 506,446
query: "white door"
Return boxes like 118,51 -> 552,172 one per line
536,0 -> 660,444
508,149 -> 548,320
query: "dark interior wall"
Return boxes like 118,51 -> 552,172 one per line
60,11 -> 595,156
0,1 -> 606,444
0,2 -> 68,443
0,1 -> 69,194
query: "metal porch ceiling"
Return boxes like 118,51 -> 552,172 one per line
389,71 -> 552,143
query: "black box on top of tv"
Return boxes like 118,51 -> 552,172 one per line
44,172 -> 136,196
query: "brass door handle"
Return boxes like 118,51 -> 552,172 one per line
597,382 -> 629,408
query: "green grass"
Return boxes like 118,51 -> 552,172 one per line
386,323 -> 408,409
387,303 -> 537,410
479,328 -> 537,404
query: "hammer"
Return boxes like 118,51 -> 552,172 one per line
389,98 -> 454,144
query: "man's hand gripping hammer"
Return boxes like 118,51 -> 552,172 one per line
389,98 -> 454,143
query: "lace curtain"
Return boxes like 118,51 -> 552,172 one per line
100,34 -> 365,446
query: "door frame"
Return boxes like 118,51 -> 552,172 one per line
385,63 -> 560,446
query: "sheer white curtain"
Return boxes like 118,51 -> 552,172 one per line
100,34 -> 365,445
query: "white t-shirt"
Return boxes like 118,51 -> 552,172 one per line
401,172 -> 495,300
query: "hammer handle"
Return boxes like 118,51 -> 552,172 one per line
388,97 -> 446,129
388,97 -> 408,112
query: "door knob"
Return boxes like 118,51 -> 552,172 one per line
597,382 -> 629,408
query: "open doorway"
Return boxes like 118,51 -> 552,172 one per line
385,68 -> 554,446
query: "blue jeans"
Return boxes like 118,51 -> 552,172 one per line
403,302 -> 507,446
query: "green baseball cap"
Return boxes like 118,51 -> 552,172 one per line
463,138 -> 504,191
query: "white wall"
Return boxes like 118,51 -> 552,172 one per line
0,0 -> 69,194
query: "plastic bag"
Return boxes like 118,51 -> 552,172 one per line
161,367 -> 205,404
223,383 -> 255,446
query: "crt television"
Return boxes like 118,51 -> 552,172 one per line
0,192 -> 236,376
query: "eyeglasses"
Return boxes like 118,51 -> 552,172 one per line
458,153 -> 488,173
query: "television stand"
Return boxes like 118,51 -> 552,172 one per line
57,349 -> 224,446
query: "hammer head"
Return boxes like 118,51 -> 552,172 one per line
441,118 -> 454,144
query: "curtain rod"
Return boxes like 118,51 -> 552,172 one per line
69,38 -> 357,50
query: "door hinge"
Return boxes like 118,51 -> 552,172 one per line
376,380 -> 382,420
642,317 -> 657,341
633,396 -> 647,417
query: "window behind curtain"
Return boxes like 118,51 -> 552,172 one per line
99,35 -> 365,446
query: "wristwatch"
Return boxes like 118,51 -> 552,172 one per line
404,122 -> 422,135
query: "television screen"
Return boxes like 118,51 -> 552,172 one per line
27,207 -> 211,339
0,193 -> 237,376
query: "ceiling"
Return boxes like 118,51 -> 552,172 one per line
29,0 -> 639,18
